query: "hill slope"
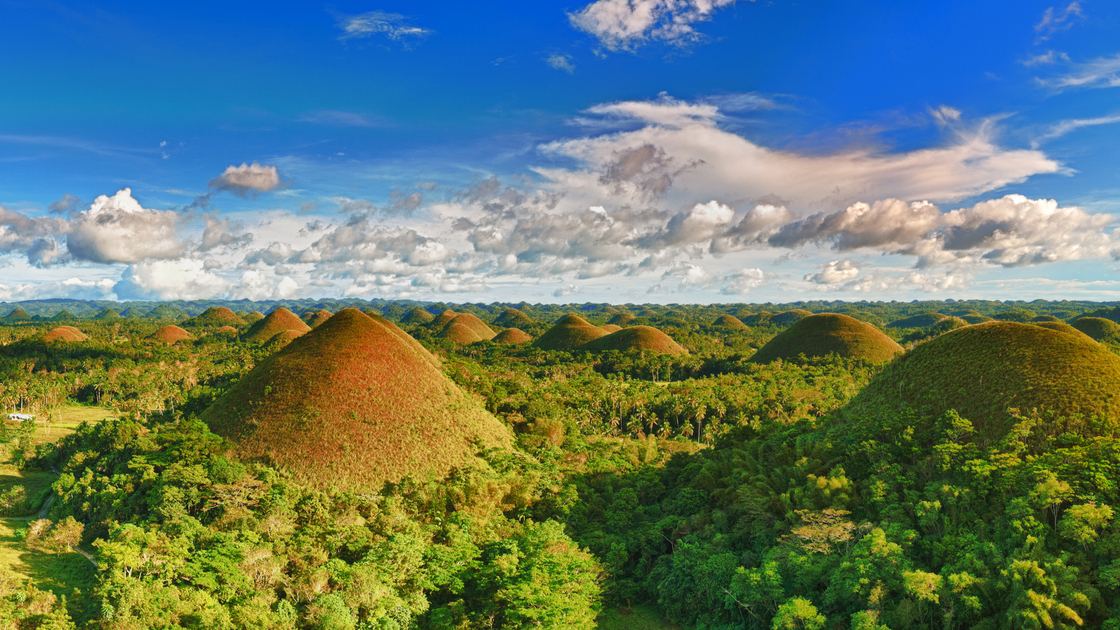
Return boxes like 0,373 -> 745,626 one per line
712,314 -> 747,330
493,328 -> 532,344
241,308 -> 312,344
532,314 -> 609,351
751,313 -> 902,364
188,307 -> 246,328
1072,317 -> 1120,344
580,325 -> 688,355
149,325 -> 193,345
41,326 -> 88,342
200,309 -> 510,490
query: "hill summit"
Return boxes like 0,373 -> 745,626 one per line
751,313 -> 902,364
188,307 -> 246,327
532,314 -> 609,351
844,322 -> 1120,443
41,326 -> 88,343
241,308 -> 311,344
580,325 -> 688,355
200,309 -> 509,490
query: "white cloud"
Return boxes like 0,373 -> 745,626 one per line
569,0 -> 740,51
209,163 -> 283,197
547,54 -> 576,74
335,11 -> 431,45
1034,113 -> 1120,145
1035,2 -> 1083,42
1038,53 -> 1120,91
721,267 -> 765,294
67,188 -> 184,264
0,277 -> 115,301
114,258 -> 231,300
805,259 -> 861,284
554,283 -> 580,297
297,111 -> 383,127
231,269 -> 300,300
0,206 -> 69,265
1020,50 -> 1070,66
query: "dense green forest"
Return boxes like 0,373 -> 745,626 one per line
4,299 -> 1120,629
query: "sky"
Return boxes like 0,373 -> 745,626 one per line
1,0 -> 1119,304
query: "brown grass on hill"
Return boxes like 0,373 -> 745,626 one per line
580,325 -> 688,355
751,313 -> 902,364
241,308 -> 312,344
493,328 -> 532,344
712,314 -> 747,330
844,321 -> 1120,444
599,324 -> 623,333
607,312 -> 637,327
439,321 -> 485,344
264,329 -> 303,351
402,308 -> 435,324
245,311 -> 265,323
494,308 -> 534,328
430,310 -> 457,330
188,307 -> 247,328
200,308 -> 510,490
440,313 -> 496,341
303,309 -> 333,328
216,325 -> 238,334
41,326 -> 87,343
1034,321 -> 1096,343
148,325 -> 193,345
366,312 -> 441,368
532,313 -> 610,351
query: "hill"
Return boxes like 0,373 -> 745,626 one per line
770,309 -> 812,326
494,308 -> 534,328
200,308 -> 511,490
887,312 -> 948,328
438,321 -> 485,344
599,324 -> 622,333
364,312 -> 441,368
51,310 -> 77,322
148,325 -> 193,345
531,314 -> 610,351
263,329 -> 303,351
402,308 -> 435,324
41,326 -> 88,343
439,313 -> 496,341
303,309 -> 333,328
843,322 -> 1120,443
94,308 -> 121,320
216,326 -> 239,334
751,313 -> 902,364
607,313 -> 637,327
241,308 -> 311,344
430,310 -> 458,329
741,311 -> 774,326
1034,321 -> 1096,343
149,303 -> 187,320
1031,314 -> 1062,323
244,311 -> 265,324
493,328 -> 532,344
3,308 -> 31,322
1072,306 -> 1120,324
188,307 -> 246,327
580,325 -> 688,355
1071,317 -> 1120,344
711,314 -> 747,330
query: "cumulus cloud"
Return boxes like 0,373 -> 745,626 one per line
200,215 -> 252,252
114,259 -> 231,300
335,11 -> 431,46
639,200 -> 734,248
67,189 -> 184,264
805,259 -> 861,284
208,163 -> 284,197
231,270 -> 299,300
721,267 -> 766,294
48,194 -> 82,214
547,54 -> 576,74
569,0 -> 740,51
0,277 -> 115,301
0,206 -> 69,265
554,283 -> 579,297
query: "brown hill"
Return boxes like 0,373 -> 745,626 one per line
494,307 -> 534,328
245,311 -> 265,324
440,313 -> 496,341
41,326 -> 87,343
241,308 -> 312,344
580,325 -> 688,355
607,312 -> 637,327
188,307 -> 246,328
751,313 -> 902,364
430,310 -> 458,329
532,314 -> 610,351
493,328 -> 532,344
303,309 -> 333,328
148,325 -> 193,345
712,314 -> 747,330
599,324 -> 623,333
216,326 -> 239,335
402,308 -> 435,324
200,309 -> 510,490
439,321 -> 486,344
264,329 -> 303,351
364,313 -> 440,369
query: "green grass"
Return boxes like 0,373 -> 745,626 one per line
10,404 -> 118,448
887,312 -> 948,329
581,326 -> 688,355
0,518 -> 96,600
751,314 -> 902,364
532,314 -> 610,351
0,471 -> 55,517
597,604 -> 680,629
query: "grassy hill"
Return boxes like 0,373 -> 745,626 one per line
3,308 -> 31,322
439,321 -> 486,344
200,309 -> 511,490
887,312 -> 948,328
770,309 -> 812,326
402,307 -> 435,324
843,322 -> 1120,443
440,313 -> 496,341
41,326 -> 87,343
494,308 -> 534,328
1034,321 -> 1096,343
1072,317 -> 1120,344
430,310 -> 457,330
244,310 -> 265,324
241,308 -> 311,344
751,313 -> 902,364
711,314 -> 747,330
493,328 -> 532,344
303,309 -> 333,328
580,325 -> 688,355
148,325 -> 193,345
188,307 -> 246,328
607,313 -> 637,327
532,314 -> 610,351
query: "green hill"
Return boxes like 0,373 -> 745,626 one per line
1034,321 -> 1095,343
887,312 -> 948,329
607,313 -> 637,327
493,328 -> 532,344
579,325 -> 688,355
494,308 -> 534,328
402,308 -> 435,324
711,314 -> 747,330
244,311 -> 265,324
430,310 -> 458,330
50,310 -> 77,322
94,308 -> 122,320
303,309 -> 333,329
1072,317 -> 1120,344
149,303 -> 188,320
844,322 -> 1120,443
532,314 -> 610,351
2,308 -> 31,322
200,309 -> 511,490
187,307 -> 246,327
241,308 -> 311,344
770,309 -> 812,326
751,313 -> 902,364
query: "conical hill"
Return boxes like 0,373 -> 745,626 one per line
402,308 -> 435,324
241,308 -> 311,344
494,308 -> 533,328
599,324 -> 622,333
1034,321 -> 1095,343
149,325 -> 193,345
887,312 -> 948,329
1072,317 -> 1120,344
188,307 -> 246,327
200,309 -> 510,490
439,321 -> 485,344
532,314 -> 609,351
607,312 -> 637,327
430,310 -> 457,329
303,309 -> 333,328
245,311 -> 265,324
439,313 -> 496,341
493,328 -> 532,344
42,326 -> 87,343
751,313 -> 902,364
365,312 -> 440,369
3,308 -> 31,322
95,308 -> 122,320
770,309 -> 812,326
712,314 -> 747,330
580,325 -> 688,355
843,322 -> 1120,443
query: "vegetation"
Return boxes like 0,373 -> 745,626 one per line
533,314 -> 610,351
1072,316 -> 1120,345
493,328 -> 533,344
751,314 -> 902,364
581,326 -> 689,356
148,325 -> 193,345
241,308 -> 311,344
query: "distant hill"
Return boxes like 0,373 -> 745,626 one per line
187,307 -> 245,327
241,308 -> 311,344
494,308 -> 533,328
844,322 -> 1120,443
532,314 -> 610,351
94,308 -> 121,320
430,310 -> 458,330
607,313 -> 637,327
200,309 -> 511,490
244,311 -> 265,324
148,325 -> 193,345
493,328 -> 532,344
711,314 -> 747,330
303,309 -> 333,328
1034,321 -> 1095,343
42,326 -> 87,343
580,325 -> 688,355
402,308 -> 435,324
3,308 -> 31,322
770,309 -> 812,326
436,313 -> 496,343
751,313 -> 902,364
887,312 -> 948,329
1072,317 -> 1120,344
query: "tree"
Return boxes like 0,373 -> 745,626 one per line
771,598 -> 825,630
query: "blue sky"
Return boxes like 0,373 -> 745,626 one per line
1,0 -> 1119,303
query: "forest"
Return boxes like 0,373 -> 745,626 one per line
3,297 -> 1120,630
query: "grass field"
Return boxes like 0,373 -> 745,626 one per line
597,605 -> 681,629
0,518 -> 96,599
6,403 -> 117,448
